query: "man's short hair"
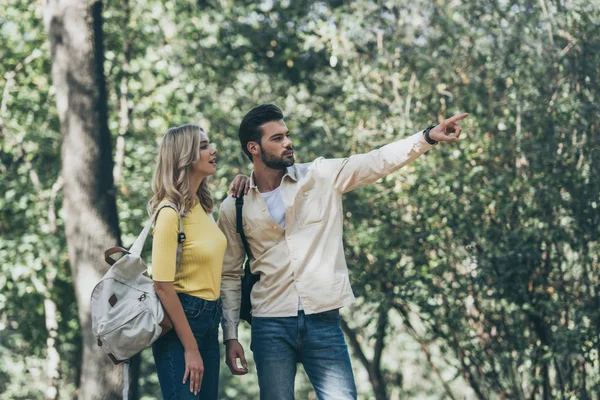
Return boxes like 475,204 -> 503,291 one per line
238,104 -> 284,161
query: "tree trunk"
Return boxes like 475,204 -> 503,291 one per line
43,1 -> 130,398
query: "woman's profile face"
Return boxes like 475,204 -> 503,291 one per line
191,130 -> 218,178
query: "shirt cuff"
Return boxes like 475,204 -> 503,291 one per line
222,323 -> 239,342
414,130 -> 435,152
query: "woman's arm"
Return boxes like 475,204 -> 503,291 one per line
152,206 -> 203,395
154,281 -> 203,395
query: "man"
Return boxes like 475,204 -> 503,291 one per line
218,104 -> 467,399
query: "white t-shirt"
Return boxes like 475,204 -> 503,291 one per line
260,187 -> 286,228
261,187 -> 304,310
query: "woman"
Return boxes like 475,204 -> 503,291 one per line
148,124 -> 247,399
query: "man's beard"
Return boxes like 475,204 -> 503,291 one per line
261,146 -> 295,170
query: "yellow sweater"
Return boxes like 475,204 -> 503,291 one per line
151,201 -> 227,300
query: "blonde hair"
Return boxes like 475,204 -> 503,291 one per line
147,124 -> 214,217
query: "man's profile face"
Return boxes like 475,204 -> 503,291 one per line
256,120 -> 295,170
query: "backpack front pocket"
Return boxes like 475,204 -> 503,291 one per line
96,300 -> 161,361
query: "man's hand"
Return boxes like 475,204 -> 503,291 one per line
225,339 -> 248,375
429,113 -> 469,143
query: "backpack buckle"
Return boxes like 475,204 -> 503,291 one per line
178,233 -> 186,243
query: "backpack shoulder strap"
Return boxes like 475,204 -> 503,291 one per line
129,202 -> 185,271
235,196 -> 253,260
157,202 -> 185,271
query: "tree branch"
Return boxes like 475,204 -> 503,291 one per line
373,307 -> 387,370
392,302 -> 458,400
340,317 -> 371,371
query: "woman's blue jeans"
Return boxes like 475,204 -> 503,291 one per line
251,309 -> 357,400
152,294 -> 222,400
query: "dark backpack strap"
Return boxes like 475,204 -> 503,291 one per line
235,196 -> 253,260
236,194 -> 259,325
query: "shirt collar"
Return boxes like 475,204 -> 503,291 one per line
285,165 -> 298,182
249,165 -> 298,191
249,171 -> 258,190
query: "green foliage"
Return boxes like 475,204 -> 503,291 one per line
1,1 -> 79,398
1,0 -> 598,398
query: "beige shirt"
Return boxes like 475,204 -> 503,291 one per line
218,131 -> 433,341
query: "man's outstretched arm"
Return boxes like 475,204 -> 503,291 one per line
319,113 -> 468,194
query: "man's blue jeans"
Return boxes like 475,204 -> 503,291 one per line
152,294 -> 222,400
251,309 -> 357,400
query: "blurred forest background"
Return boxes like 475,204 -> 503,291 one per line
1,0 -> 598,399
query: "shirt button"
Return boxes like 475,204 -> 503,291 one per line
262,208 -> 266,212
287,236 -> 292,240
303,192 -> 308,196
272,225 -> 277,229
294,256 -> 298,260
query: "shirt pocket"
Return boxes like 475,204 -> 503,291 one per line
243,216 -> 267,237
295,188 -> 326,229
242,213 -> 275,256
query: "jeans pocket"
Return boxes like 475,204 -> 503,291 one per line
183,306 -> 202,319
179,294 -> 204,319
317,309 -> 341,323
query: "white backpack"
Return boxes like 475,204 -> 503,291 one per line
91,202 -> 184,366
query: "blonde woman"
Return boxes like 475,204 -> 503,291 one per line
148,124 -> 248,399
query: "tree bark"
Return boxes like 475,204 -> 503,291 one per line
43,1 -> 128,398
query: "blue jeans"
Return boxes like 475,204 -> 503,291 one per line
251,309 -> 357,400
152,294 -> 221,400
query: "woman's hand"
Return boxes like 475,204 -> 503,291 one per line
229,174 -> 251,197
183,347 -> 204,395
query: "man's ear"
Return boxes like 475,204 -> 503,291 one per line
247,141 -> 260,158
